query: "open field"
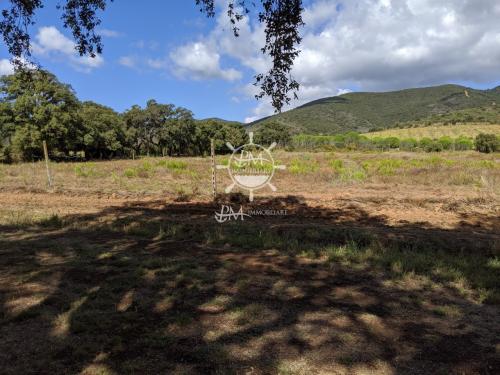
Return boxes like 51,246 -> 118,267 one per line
364,123 -> 500,140
0,151 -> 499,374
1,151 -> 499,200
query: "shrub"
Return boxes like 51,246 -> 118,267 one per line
376,159 -> 404,175
289,158 -> 319,174
168,160 -> 188,170
454,136 -> 473,151
419,137 -> 432,151
475,133 -> 499,153
123,168 -> 137,178
384,137 -> 400,149
337,166 -> 366,182
419,138 -> 443,152
438,136 -> 453,150
254,122 -> 291,147
0,146 -> 12,163
343,132 -> 363,150
329,159 -> 344,172
400,138 -> 418,151
158,159 -> 188,170
371,137 -> 387,150
74,163 -> 97,177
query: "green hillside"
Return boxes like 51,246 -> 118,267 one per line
249,84 -> 500,134
197,117 -> 243,125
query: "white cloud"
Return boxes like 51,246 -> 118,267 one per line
170,42 -> 242,81
178,0 -> 500,121
0,59 -> 14,76
32,26 -> 104,71
147,58 -> 168,69
78,54 -> 104,69
118,56 -> 137,68
34,26 -> 75,55
99,29 -> 122,38
132,40 -> 159,51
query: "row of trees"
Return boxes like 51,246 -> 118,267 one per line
1,69 -> 497,162
0,69 -> 254,162
290,132 -> 499,153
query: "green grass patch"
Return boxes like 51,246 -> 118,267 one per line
157,159 -> 188,170
74,163 -> 98,178
123,160 -> 156,178
289,157 -> 319,174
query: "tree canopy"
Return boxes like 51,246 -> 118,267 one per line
0,69 -> 82,160
1,69 -> 278,162
79,101 -> 125,159
1,0 -> 304,112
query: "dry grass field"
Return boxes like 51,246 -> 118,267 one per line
0,151 -> 499,374
364,123 -> 500,139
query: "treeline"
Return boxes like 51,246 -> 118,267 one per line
1,70 -> 498,162
290,132 -> 500,153
0,69 -> 252,162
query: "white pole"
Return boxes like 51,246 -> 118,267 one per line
42,140 -> 53,188
210,138 -> 217,201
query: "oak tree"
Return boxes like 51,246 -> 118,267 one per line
1,0 -> 304,112
0,69 -> 82,161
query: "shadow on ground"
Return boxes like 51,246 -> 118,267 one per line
0,196 -> 499,374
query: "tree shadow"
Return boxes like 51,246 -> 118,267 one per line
0,196 -> 498,374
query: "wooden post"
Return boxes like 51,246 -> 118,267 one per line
132,149 -> 135,160
210,138 -> 217,201
42,140 -> 53,188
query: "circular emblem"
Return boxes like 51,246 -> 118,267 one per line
217,132 -> 285,201
228,142 -> 275,190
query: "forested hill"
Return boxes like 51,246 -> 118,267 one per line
249,84 -> 500,134
197,118 -> 242,126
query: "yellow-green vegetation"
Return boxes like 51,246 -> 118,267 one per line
74,163 -> 98,178
156,159 -> 188,170
289,156 -> 319,174
0,151 -> 499,197
364,123 -> 500,140
329,159 -> 366,181
291,131 -> 482,152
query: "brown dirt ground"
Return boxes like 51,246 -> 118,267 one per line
0,188 -> 499,374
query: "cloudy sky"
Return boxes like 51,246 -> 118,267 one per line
1,0 -> 500,122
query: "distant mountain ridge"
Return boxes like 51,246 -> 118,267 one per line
248,84 -> 500,134
197,117 -> 242,125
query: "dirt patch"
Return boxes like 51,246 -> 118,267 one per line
0,190 -> 498,374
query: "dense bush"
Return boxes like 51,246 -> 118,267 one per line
475,133 -> 499,153
438,136 -> 453,150
254,122 -> 291,147
289,133 -> 486,153
400,138 -> 418,151
418,138 -> 443,152
454,136 -> 474,151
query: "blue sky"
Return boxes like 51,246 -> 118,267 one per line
1,0 -> 500,122
0,1 -> 256,120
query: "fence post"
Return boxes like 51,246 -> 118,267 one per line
42,140 -> 53,188
210,138 -> 217,201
